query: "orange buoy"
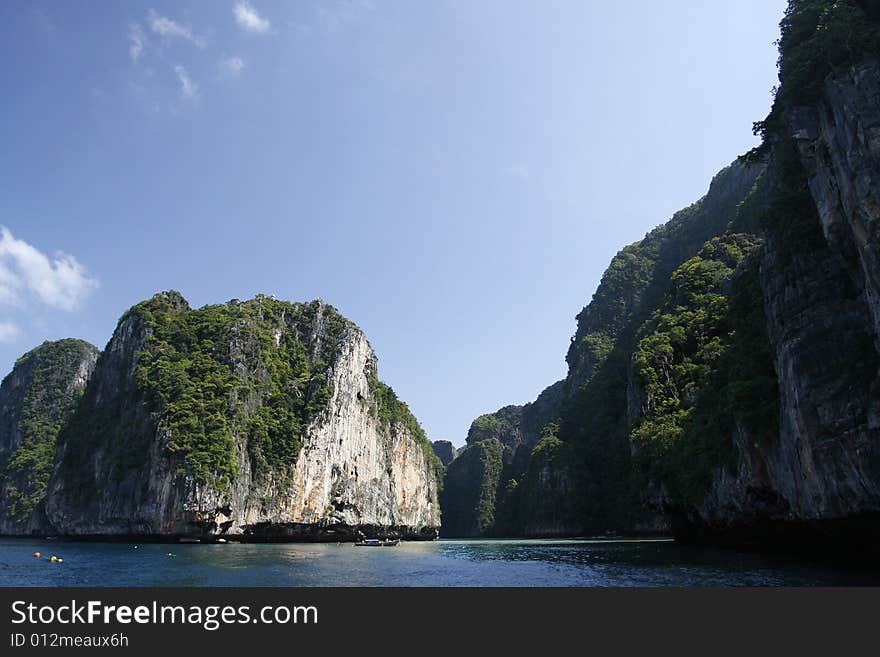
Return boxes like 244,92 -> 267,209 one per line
33,552 -> 41,558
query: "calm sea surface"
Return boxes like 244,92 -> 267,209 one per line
1,537 -> 877,587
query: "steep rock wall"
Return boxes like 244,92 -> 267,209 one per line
656,59 -> 880,546
0,340 -> 99,534
41,294 -> 439,540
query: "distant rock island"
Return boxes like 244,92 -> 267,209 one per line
0,293 -> 441,541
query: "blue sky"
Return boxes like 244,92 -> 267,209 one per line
0,1 -> 786,446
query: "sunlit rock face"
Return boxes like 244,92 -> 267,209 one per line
0,293 -> 440,541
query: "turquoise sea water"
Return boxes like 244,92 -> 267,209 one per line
1,537 -> 878,587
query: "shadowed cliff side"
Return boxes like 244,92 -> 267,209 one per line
442,160 -> 766,537
444,1 -> 880,551
0,339 -> 99,534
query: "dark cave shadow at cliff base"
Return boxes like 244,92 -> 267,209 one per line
438,522 -> 880,572
670,512 -> 880,564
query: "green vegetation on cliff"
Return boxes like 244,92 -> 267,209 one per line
630,235 -> 778,504
439,439 -> 503,536
517,423 -> 576,533
442,162 -> 769,536
53,291 -> 441,506
129,292 -> 351,488
744,1 -> 880,267
2,291 -> 440,536
558,164 -> 767,531
467,407 -> 522,447
1,340 -> 98,523
50,292 -> 355,493
444,1 -> 880,538
145,293 -> 346,486
565,163 -> 763,389
756,0 -> 880,135
440,382 -> 564,537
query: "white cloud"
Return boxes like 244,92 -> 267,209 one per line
148,10 -> 205,47
0,227 -> 98,312
219,56 -> 245,77
129,23 -> 145,61
0,260 -> 20,306
0,321 -> 20,343
174,64 -> 199,99
234,1 -> 270,33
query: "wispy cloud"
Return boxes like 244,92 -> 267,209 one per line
0,262 -> 19,306
234,1 -> 270,33
148,9 -> 206,47
129,23 -> 145,61
174,64 -> 199,99
0,227 -> 98,312
0,321 -> 20,343
219,56 -> 245,77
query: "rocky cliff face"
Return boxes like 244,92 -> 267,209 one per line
431,440 -> 458,467
666,58 -> 880,545
440,381 -> 564,537
646,8 -> 880,547
777,59 -> 880,519
1,292 -> 440,540
442,161 -> 764,538
565,163 -> 766,396
445,1 -> 880,550
439,438 -> 503,537
0,340 -> 99,534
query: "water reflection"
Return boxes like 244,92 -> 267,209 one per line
1,538 -> 878,587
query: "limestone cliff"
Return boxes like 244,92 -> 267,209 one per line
440,381 -> 564,537
442,160 -> 764,538
0,340 -> 99,534
664,57 -> 880,545
444,1 -> 880,550
431,440 -> 458,467
638,5 -> 880,547
0,292 -> 440,540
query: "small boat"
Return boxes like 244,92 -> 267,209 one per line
179,537 -> 201,544
354,538 -> 400,547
